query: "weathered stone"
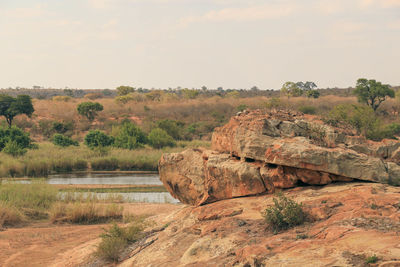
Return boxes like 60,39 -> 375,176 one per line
160,110 -> 400,205
159,149 -> 207,205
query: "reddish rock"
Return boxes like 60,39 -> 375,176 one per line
159,110 -> 400,206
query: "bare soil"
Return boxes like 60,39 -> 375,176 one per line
0,203 -> 181,267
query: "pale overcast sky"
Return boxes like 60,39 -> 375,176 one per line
0,0 -> 399,89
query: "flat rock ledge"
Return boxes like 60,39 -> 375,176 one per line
159,110 -> 400,205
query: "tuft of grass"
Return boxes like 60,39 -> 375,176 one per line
96,221 -> 145,262
0,202 -> 25,227
365,254 -> 378,264
262,193 -> 307,233
296,233 -> 308,240
50,202 -> 123,224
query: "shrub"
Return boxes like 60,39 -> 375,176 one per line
147,128 -> 176,149
52,121 -> 74,136
84,93 -> 103,100
96,221 -> 145,262
77,102 -> 104,121
265,97 -> 282,109
155,119 -> 184,140
3,140 -> 27,156
0,202 -> 25,227
325,104 -> 378,134
52,96 -> 72,102
116,85 -> 135,96
262,193 -> 306,233
305,90 -> 320,99
52,134 -> 79,147
237,104 -> 248,112
0,126 -> 34,154
84,130 -> 114,149
365,254 -> 378,264
298,105 -> 317,115
113,122 -> 147,149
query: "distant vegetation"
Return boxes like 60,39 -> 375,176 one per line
1,79 -> 400,177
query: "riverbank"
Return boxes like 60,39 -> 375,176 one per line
0,140 -> 210,178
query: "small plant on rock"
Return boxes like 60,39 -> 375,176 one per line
365,254 -> 378,264
262,192 -> 307,233
96,221 -> 145,262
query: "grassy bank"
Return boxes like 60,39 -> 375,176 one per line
0,181 -> 130,227
0,140 -> 210,178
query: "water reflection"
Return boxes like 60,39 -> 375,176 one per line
48,173 -> 162,185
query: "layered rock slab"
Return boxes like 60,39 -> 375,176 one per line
159,110 -> 400,205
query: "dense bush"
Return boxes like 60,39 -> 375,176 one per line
263,193 -> 307,233
0,126 -> 34,156
52,134 -> 79,147
325,104 -> 400,141
36,120 -> 74,139
113,122 -> 147,149
298,105 -> 317,114
147,128 -> 176,149
84,130 -> 114,149
236,104 -> 248,112
156,119 -> 184,140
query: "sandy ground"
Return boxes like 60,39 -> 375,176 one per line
0,203 -> 181,267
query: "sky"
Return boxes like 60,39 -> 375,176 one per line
0,0 -> 399,90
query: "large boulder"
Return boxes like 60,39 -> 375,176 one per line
159,110 -> 400,205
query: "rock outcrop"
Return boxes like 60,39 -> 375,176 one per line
120,183 -> 400,267
159,110 -> 400,205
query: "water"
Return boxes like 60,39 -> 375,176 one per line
47,173 -> 162,185
59,191 -> 179,204
3,172 -> 179,204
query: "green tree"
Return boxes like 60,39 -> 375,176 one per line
116,86 -> 135,96
280,82 -> 303,98
84,130 -> 114,149
0,126 -> 35,156
156,119 -> 184,140
296,81 -> 317,91
353,78 -> 394,111
0,95 -> 34,127
113,122 -> 147,149
147,128 -> 175,149
77,102 -> 103,121
305,90 -> 320,99
52,134 -> 79,147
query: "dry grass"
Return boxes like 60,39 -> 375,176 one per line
0,202 -> 25,227
50,202 -> 123,224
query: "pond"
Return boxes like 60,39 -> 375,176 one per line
47,172 -> 162,185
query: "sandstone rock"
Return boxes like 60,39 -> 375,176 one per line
120,184 -> 400,267
160,110 -> 400,205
